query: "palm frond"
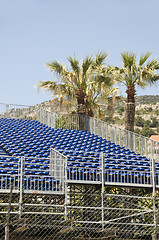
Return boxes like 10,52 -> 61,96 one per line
146,58 -> 159,70
46,61 -> 64,74
139,51 -> 152,66
36,81 -> 57,91
82,56 -> 93,76
96,75 -> 113,87
121,51 -> 137,69
67,56 -> 80,75
92,51 -> 108,69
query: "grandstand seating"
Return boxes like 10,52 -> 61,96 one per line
0,118 -> 154,191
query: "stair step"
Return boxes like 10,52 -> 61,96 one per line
0,145 -> 10,157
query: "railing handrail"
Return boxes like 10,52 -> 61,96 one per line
0,103 -> 31,107
86,116 -> 159,145
0,102 -> 158,159
0,102 -> 156,144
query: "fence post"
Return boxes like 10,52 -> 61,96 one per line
50,148 -> 54,177
51,113 -> 55,128
64,157 -> 68,220
54,151 -> 57,179
41,109 -> 43,123
100,152 -> 104,230
133,134 -> 136,153
145,138 -> 148,157
93,118 -> 96,135
151,139 -> 157,240
39,108 -> 41,123
101,121 -> 104,139
110,125 -> 114,143
5,184 -> 13,240
125,130 -> 128,149
19,157 -> 24,219
5,104 -> 9,119
105,123 -> 108,141
141,137 -> 144,156
47,112 -> 50,127
90,117 -> 93,133
114,126 -> 117,144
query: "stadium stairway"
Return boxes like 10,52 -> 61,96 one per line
0,145 -> 10,156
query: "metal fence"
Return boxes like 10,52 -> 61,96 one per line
85,116 -> 159,161
1,148 -> 159,239
0,149 -> 158,193
0,103 -> 35,120
0,185 -> 159,240
0,155 -> 65,195
0,103 -> 159,239
1,102 -> 158,162
38,109 -> 159,161
32,106 -> 159,162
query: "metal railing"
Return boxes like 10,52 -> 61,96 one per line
0,103 -> 34,120
0,150 -> 155,192
0,184 -> 157,240
55,150 -> 154,188
0,156 -> 65,194
36,109 -> 159,161
85,116 -> 159,161
0,103 -> 158,161
50,148 -> 67,192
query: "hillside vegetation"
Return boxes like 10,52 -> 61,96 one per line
105,95 -> 159,137
2,95 -> 158,138
36,95 -> 159,138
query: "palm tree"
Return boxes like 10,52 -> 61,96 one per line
84,79 -> 117,117
37,81 -> 75,112
111,51 -> 159,132
37,52 -> 112,129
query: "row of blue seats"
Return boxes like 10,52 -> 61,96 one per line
0,119 -> 132,158
0,118 -> 153,183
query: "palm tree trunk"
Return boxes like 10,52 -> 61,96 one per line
77,104 -> 86,131
86,108 -> 94,117
107,97 -> 114,121
76,89 -> 86,130
125,86 -> 136,132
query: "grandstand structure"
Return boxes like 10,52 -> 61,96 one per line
0,102 -> 159,240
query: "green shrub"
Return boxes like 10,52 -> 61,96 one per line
150,118 -> 159,128
140,127 -> 157,138
135,116 -> 145,127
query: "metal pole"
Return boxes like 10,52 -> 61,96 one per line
99,121 -> 101,137
110,125 -> 112,142
145,138 -> 148,157
19,157 -> 24,219
5,104 -> 9,119
119,128 -> 121,146
54,151 -> 57,179
64,157 -> 68,220
100,152 -> 104,230
5,184 -> 13,240
93,118 -> 96,135
90,117 -> 93,134
128,132 -> 130,150
141,137 -> 143,156
114,126 -> 117,144
125,130 -> 128,149
151,140 -> 157,239
50,148 -> 53,177
133,134 -> 136,153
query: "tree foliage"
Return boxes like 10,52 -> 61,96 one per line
37,52 -> 116,117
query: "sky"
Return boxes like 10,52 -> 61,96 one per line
0,0 -> 159,106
